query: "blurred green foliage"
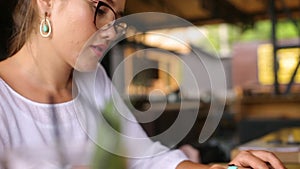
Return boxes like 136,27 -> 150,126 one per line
201,19 -> 300,55
235,20 -> 300,41
91,100 -> 127,169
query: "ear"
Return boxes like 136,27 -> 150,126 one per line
36,0 -> 53,16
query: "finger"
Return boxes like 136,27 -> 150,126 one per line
249,150 -> 286,169
230,150 -> 270,169
228,164 -> 252,169
209,164 -> 227,169
210,164 -> 250,169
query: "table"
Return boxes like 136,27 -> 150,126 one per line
231,127 -> 300,168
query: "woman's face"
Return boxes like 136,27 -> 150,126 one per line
49,0 -> 125,71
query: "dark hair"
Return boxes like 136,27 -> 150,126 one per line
9,0 -> 39,56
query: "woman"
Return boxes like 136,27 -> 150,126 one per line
0,0 -> 286,169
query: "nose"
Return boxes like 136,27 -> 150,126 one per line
98,26 -> 117,41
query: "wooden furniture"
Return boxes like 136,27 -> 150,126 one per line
231,127 -> 300,167
235,94 -> 300,120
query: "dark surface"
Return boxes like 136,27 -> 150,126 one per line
238,119 -> 300,144
126,0 -> 300,29
0,0 -> 16,60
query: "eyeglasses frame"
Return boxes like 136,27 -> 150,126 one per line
93,1 -> 118,29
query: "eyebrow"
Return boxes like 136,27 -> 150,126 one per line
93,0 -> 124,18
106,0 -> 115,6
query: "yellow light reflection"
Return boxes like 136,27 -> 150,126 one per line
257,44 -> 300,85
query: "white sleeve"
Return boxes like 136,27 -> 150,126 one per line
0,108 -> 8,169
94,65 -> 189,169
0,129 -> 5,169
129,149 -> 188,169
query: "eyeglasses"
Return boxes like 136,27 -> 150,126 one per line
93,1 -> 116,29
93,1 -> 126,33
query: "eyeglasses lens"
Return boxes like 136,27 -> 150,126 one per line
95,4 -> 116,30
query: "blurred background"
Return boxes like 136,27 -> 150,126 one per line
1,0 -> 300,165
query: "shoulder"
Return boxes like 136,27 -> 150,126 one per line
0,77 -> 12,148
95,64 -> 112,102
0,80 -> 15,115
0,57 -> 19,91
0,59 -> 14,97
0,59 -> 8,79
93,65 -> 114,109
0,71 -> 20,117
74,64 -> 112,108
96,64 -> 110,81
0,57 -> 13,74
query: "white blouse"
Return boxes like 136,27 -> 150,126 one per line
0,65 -> 188,169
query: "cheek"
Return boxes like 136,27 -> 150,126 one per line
67,20 -> 94,51
69,30 -> 95,67
52,7 -> 96,65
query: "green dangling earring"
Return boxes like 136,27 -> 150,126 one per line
43,22 -> 49,33
39,12 -> 52,38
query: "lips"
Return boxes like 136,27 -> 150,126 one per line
90,44 -> 108,58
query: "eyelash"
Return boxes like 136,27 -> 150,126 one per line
97,8 -> 106,16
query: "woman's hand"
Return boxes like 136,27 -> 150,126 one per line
177,150 -> 286,169
229,150 -> 286,169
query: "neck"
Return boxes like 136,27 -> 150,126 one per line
16,39 -> 74,96
28,42 -> 73,89
0,34 -> 76,103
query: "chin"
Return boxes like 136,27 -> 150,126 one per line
74,60 -> 98,72
73,46 -> 101,72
